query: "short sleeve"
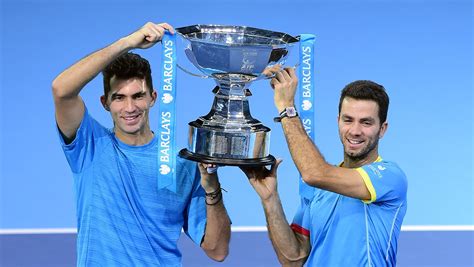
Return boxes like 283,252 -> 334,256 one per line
357,161 -> 407,204
291,197 -> 312,237
182,162 -> 207,245
57,107 -> 109,173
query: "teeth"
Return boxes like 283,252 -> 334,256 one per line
124,115 -> 139,120
348,139 -> 363,144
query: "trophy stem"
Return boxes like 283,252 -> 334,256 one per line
202,82 -> 261,127
183,82 -> 272,164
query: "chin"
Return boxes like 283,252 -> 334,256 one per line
119,126 -> 141,135
345,148 -> 363,158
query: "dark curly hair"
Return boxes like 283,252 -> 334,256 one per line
338,80 -> 389,123
102,52 -> 153,98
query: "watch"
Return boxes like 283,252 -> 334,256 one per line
274,107 -> 298,122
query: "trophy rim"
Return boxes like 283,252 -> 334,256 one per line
175,24 -> 299,47
179,149 -> 276,167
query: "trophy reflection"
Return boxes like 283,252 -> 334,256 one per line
176,25 -> 299,166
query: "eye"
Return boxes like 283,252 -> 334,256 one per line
112,95 -> 124,101
133,93 -> 146,99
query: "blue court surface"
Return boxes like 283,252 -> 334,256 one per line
1,230 -> 472,267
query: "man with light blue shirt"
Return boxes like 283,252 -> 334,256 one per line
241,69 -> 407,266
52,22 -> 231,266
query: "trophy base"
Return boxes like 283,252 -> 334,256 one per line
179,149 -> 276,167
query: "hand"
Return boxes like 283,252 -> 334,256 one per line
262,64 -> 282,77
266,67 -> 298,113
198,163 -> 220,193
123,22 -> 175,50
240,159 -> 282,201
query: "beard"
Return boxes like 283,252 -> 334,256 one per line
345,138 -> 379,162
343,128 -> 381,162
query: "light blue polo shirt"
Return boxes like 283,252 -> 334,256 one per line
291,157 -> 408,267
58,108 -> 206,266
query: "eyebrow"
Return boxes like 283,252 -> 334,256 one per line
133,91 -> 147,97
360,117 -> 376,123
341,114 -> 353,120
110,91 -> 146,99
341,114 -> 375,122
110,92 -> 123,99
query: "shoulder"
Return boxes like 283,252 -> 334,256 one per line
81,107 -> 112,134
363,160 -> 406,182
61,107 -> 112,148
360,160 -> 408,199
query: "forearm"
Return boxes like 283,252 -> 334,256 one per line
262,194 -> 308,265
52,37 -> 131,99
281,116 -> 329,185
201,197 -> 231,262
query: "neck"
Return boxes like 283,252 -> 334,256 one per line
342,150 -> 379,168
114,128 -> 154,146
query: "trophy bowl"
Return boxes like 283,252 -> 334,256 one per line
176,24 -> 299,166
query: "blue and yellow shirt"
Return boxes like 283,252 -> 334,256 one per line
291,157 -> 408,267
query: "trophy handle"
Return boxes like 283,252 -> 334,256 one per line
177,64 -> 210,79
175,47 -> 212,79
258,62 -> 300,80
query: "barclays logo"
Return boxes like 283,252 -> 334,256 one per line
159,164 -> 171,175
162,93 -> 173,104
302,100 -> 312,111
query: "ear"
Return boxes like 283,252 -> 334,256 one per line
149,90 -> 158,107
100,95 -> 110,111
379,121 -> 388,139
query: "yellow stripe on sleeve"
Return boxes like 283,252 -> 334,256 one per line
356,167 -> 377,204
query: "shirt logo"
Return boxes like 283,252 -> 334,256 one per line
378,165 -> 386,171
159,164 -> 171,175
368,165 -> 383,178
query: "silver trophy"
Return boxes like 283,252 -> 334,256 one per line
176,25 -> 299,166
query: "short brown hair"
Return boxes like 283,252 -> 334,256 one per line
102,52 -> 153,98
338,80 -> 389,123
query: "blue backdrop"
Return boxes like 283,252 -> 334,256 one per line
0,0 -> 472,229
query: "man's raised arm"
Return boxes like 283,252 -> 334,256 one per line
51,22 -> 174,142
269,67 -> 371,201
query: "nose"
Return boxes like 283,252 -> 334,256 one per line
124,98 -> 137,113
348,122 -> 362,136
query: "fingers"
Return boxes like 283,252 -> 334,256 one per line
140,23 -> 161,43
198,162 -> 218,174
268,67 -> 296,91
239,166 -> 255,179
270,78 -> 279,90
286,67 -> 296,78
139,22 -> 175,44
239,165 -> 267,180
274,67 -> 295,83
270,159 -> 283,176
200,163 -> 217,169
158,22 -> 175,35
263,65 -> 282,77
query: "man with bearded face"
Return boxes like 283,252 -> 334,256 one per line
241,68 -> 407,266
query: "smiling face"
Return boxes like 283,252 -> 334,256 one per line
338,97 -> 387,167
101,77 -> 157,145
